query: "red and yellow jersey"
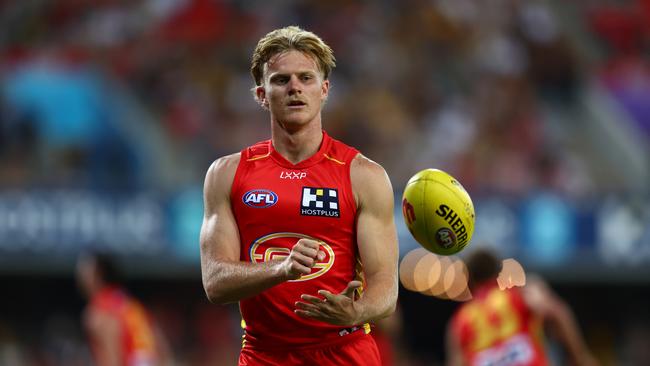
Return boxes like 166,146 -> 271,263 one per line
450,283 -> 549,366
89,286 -> 158,366
231,131 -> 369,349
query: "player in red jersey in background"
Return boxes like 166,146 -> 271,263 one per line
76,252 -> 172,366
446,249 -> 599,366
199,26 -> 399,365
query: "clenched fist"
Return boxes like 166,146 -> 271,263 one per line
281,238 -> 326,280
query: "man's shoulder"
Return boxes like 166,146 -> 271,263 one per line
350,154 -> 388,181
204,153 -> 242,196
350,154 -> 393,208
208,153 -> 242,176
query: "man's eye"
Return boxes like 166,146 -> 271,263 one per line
301,75 -> 313,81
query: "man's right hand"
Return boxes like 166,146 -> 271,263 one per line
282,239 -> 326,280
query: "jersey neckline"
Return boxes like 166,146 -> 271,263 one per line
269,130 -> 332,169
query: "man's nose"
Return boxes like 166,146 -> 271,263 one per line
288,75 -> 302,95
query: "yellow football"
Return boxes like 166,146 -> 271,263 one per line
401,169 -> 475,255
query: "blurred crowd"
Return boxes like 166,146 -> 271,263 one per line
1,0 -> 650,365
4,0 -> 647,194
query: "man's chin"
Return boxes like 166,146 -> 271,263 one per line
278,115 -> 312,127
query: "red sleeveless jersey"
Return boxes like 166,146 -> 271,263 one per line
450,283 -> 549,366
89,286 -> 159,366
231,131 -> 369,349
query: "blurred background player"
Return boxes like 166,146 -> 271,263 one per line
199,26 -> 398,365
76,251 -> 172,366
445,249 -> 599,366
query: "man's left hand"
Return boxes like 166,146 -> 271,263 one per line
294,280 -> 363,326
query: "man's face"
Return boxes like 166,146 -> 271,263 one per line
256,50 -> 329,127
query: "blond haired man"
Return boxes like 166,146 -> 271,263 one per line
199,26 -> 399,365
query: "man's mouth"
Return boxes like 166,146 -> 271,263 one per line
287,100 -> 306,107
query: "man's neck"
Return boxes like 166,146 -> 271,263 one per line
271,120 -> 323,164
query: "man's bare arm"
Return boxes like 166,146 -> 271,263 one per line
85,310 -> 121,366
200,154 -> 324,304
523,276 -> 599,366
445,320 -> 467,366
349,154 -> 399,323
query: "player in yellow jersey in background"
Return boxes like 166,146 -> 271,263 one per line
446,249 -> 599,366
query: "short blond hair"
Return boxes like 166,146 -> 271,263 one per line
251,26 -> 336,87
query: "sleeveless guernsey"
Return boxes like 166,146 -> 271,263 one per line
89,286 -> 159,366
450,283 -> 549,366
230,131 -> 369,350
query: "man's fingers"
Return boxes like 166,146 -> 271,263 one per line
293,245 -> 318,259
286,258 -> 312,277
295,238 -> 321,251
295,301 -> 322,312
293,239 -> 326,263
295,309 -> 324,320
284,240 -> 328,279
292,252 -> 316,267
298,282 -> 361,326
301,294 -> 325,304
341,280 -> 363,298
317,290 -> 337,302
311,281 -> 362,303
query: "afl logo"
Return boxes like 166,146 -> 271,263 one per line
436,228 -> 456,249
249,232 -> 335,282
243,189 -> 278,208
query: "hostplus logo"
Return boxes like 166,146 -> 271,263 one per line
300,187 -> 340,218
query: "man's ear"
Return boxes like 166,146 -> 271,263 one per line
256,86 -> 269,109
321,79 -> 330,101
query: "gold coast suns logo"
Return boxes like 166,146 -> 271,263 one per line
249,232 -> 335,282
